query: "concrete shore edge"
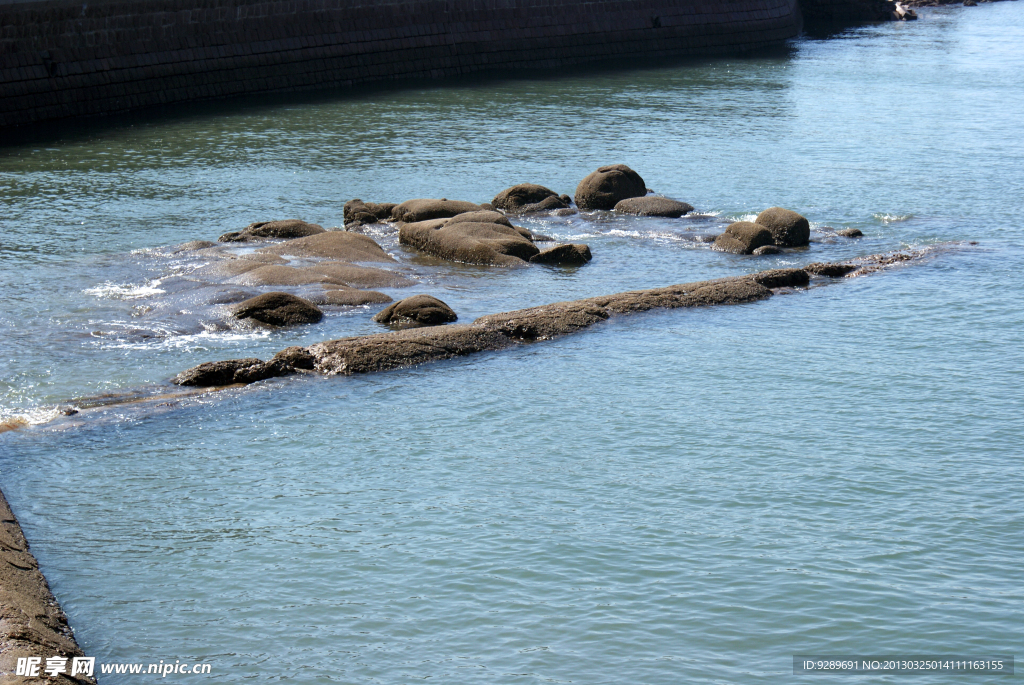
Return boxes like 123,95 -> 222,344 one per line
0,488 -> 94,684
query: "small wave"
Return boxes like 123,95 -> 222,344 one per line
98,328 -> 270,351
0,405 -> 64,433
874,213 -> 914,224
85,279 -> 166,300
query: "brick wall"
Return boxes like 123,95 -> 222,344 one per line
0,0 -> 803,127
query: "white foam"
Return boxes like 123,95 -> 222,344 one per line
875,213 -> 913,224
85,279 -> 166,300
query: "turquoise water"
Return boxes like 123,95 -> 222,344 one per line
1,4 -> 1023,682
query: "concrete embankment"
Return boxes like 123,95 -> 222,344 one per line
0,0 -> 807,127
0,489 -> 95,684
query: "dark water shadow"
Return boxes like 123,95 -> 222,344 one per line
0,43 -> 798,150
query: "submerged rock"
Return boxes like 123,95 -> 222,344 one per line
391,199 -> 483,223
492,184 -> 568,214
713,221 -> 774,254
614,196 -> 694,217
173,240 -> 217,252
752,245 -> 782,255
344,199 -> 397,227
837,228 -> 864,238
232,292 -> 323,326
260,231 -> 394,262
227,262 -> 412,289
755,207 -> 810,247
399,213 -> 539,266
373,294 -> 458,327
219,220 -> 325,243
574,165 -> 647,210
310,288 -> 393,306
529,244 -> 593,266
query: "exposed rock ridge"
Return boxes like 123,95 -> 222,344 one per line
175,268 -> 809,385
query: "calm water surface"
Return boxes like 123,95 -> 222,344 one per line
1,4 -> 1023,683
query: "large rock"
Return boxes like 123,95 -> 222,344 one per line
529,244 -> 593,266
173,357 -> 295,386
399,214 -> 540,266
613,196 -> 694,217
373,294 -> 458,327
754,207 -> 810,247
231,292 -> 323,326
219,220 -> 325,243
391,199 -> 483,223
302,262 -> 415,288
805,262 -> 859,277
260,231 -> 394,262
491,184 -> 568,214
713,221 -> 774,254
574,165 -> 647,210
227,263 -> 413,289
344,199 -> 397,227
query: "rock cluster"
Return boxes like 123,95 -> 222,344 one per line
714,207 -> 811,254
344,200 -> 397,228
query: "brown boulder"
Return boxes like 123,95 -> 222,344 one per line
805,262 -> 859,277
614,196 -> 694,217
574,165 -> 647,210
755,207 -> 810,247
373,294 -> 458,327
713,222 -> 774,254
399,215 -> 539,266
344,199 -> 397,227
232,292 -> 324,326
219,220 -> 325,243
391,199 -> 483,223
837,228 -> 864,238
491,184 -> 568,214
260,231 -> 394,262
529,244 -> 593,266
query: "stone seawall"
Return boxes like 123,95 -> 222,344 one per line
0,0 -> 802,127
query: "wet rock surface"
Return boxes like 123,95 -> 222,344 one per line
399,214 -> 540,266
837,228 -> 864,237
529,243 -> 593,266
713,221 -> 774,254
391,199 -> 483,223
344,200 -> 397,227
753,245 -> 783,255
613,196 -> 694,217
574,165 -> 647,210
309,288 -> 393,306
260,231 -> 395,262
373,294 -> 458,327
491,184 -> 569,214
805,262 -> 860,277
755,207 -> 811,247
219,219 -> 325,243
232,292 -> 323,326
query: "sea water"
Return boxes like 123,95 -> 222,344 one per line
0,4 -> 1022,682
